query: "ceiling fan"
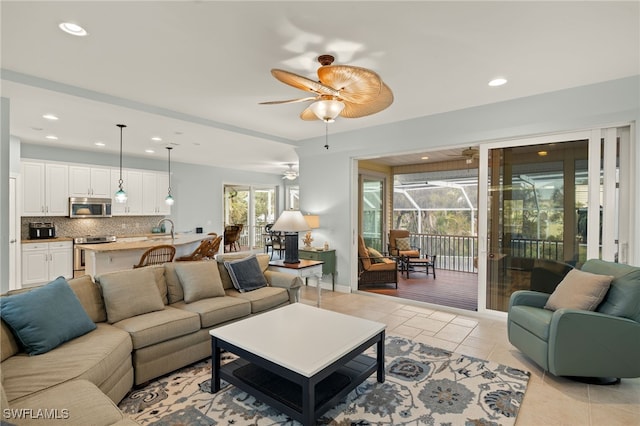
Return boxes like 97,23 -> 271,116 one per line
448,147 -> 479,164
282,164 -> 298,180
261,54 -> 393,122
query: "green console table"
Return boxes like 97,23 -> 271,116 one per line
298,249 -> 336,290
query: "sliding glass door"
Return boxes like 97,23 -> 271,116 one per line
478,127 -> 630,312
359,174 -> 386,251
224,184 -> 277,251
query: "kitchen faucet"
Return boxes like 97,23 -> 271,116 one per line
157,218 -> 175,241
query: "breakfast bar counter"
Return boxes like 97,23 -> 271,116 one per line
78,233 -> 204,278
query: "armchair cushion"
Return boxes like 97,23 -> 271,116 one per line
395,237 -> 411,251
367,247 -> 385,263
581,259 -> 640,321
544,268 -> 613,312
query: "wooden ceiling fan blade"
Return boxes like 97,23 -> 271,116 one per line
271,69 -> 339,96
339,82 -> 394,118
259,96 -> 318,105
318,65 -> 382,104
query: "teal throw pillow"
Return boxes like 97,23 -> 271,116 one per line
224,255 -> 268,293
0,276 -> 97,355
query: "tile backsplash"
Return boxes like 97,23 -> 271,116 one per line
21,216 -> 165,240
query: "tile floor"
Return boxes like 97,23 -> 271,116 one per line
299,286 -> 640,426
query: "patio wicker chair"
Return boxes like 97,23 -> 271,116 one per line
357,235 -> 398,288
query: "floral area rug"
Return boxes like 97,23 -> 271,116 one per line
119,336 -> 530,425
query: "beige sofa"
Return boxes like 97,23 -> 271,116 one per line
0,253 -> 301,425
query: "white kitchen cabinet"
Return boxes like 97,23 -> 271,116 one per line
111,169 -> 143,215
142,172 -> 171,215
69,166 -> 111,198
21,161 -> 69,216
21,241 -> 73,286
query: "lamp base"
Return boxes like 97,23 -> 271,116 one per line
282,232 -> 300,264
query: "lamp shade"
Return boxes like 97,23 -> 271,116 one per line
309,99 -> 345,122
272,210 -> 310,233
304,214 -> 320,229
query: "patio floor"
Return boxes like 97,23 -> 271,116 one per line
360,268 -> 479,311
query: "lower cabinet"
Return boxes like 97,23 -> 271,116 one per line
22,241 -> 73,286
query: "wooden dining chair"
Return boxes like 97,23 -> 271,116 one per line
133,245 -> 176,268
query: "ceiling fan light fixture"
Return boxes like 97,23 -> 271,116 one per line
309,99 -> 345,123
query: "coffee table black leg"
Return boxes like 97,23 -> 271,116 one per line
211,337 -> 221,393
377,330 -> 385,383
302,377 -> 315,426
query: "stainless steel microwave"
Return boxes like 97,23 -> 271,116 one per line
69,197 -> 112,218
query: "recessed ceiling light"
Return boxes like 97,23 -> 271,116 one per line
45,135 -> 58,140
151,137 -> 162,141
42,114 -> 59,120
94,142 -> 105,147
145,149 -> 155,154
421,156 -> 429,160
489,78 -> 507,87
59,22 -> 87,37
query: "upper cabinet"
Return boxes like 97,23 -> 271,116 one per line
110,168 -> 143,215
21,160 -> 170,217
69,166 -> 111,198
21,161 -> 69,216
142,172 -> 171,215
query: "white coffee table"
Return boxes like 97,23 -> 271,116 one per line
209,303 -> 386,426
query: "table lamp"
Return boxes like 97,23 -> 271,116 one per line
272,210 -> 310,263
302,214 -> 320,249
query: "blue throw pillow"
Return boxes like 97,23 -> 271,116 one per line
224,255 -> 268,293
0,276 -> 97,355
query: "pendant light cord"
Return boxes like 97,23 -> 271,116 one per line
324,121 -> 329,150
167,147 -> 172,195
117,124 -> 126,189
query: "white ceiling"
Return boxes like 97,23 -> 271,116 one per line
2,1 -> 638,175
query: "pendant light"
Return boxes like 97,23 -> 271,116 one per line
114,124 -> 127,203
165,146 -> 175,205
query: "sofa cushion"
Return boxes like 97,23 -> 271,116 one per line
509,305 -> 554,341
67,274 -> 107,323
544,268 -> 613,312
224,255 -> 269,293
112,306 -> 201,350
1,319 -> 20,361
98,267 -> 165,324
1,323 -> 132,403
172,296 -> 252,328
175,261 -> 226,302
0,277 -> 97,355
215,253 -> 251,290
7,379 -> 137,426
226,286 -> 289,314
164,262 -> 184,303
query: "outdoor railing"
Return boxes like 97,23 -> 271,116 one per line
411,234 -> 478,273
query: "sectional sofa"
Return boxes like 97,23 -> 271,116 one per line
0,253 -> 301,425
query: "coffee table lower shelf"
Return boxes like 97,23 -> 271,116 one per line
219,354 -> 377,423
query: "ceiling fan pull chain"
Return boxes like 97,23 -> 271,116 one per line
324,121 -> 329,150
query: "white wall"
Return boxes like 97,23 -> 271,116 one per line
296,76 -> 640,290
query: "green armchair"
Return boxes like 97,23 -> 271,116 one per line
507,259 -> 640,382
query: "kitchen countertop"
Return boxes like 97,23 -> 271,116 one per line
75,233 -> 206,252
